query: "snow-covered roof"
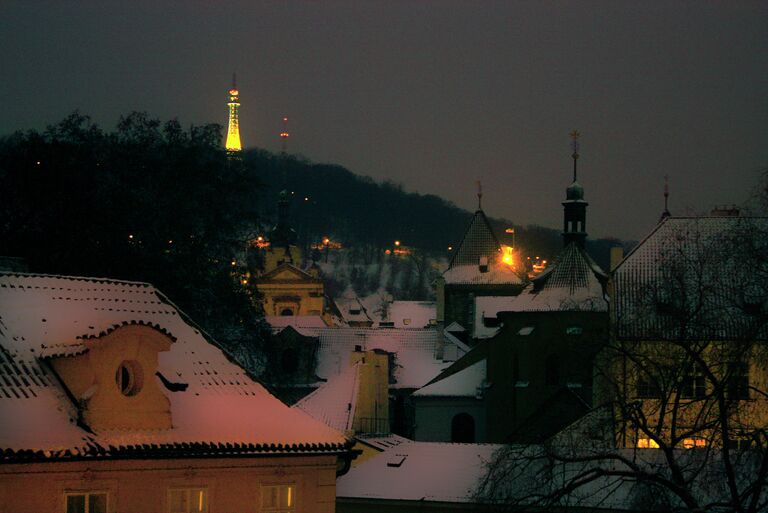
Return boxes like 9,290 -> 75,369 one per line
413,359 -> 486,397
473,296 -> 519,339
355,433 -> 410,451
293,362 -> 360,433
334,295 -> 373,325
337,440 -> 503,503
384,301 -> 436,328
0,272 -> 348,461
613,216 -> 768,340
508,242 -> 607,312
313,328 -> 452,389
448,209 -> 501,269
443,263 -> 524,286
266,315 -> 328,329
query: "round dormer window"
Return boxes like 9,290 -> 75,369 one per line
116,360 -> 143,396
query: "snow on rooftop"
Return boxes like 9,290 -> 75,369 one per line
337,441 -> 503,503
293,362 -> 360,433
413,359 -> 486,398
315,328 -> 452,389
0,272 -> 348,459
474,295 -> 519,339
443,263 -> 523,286
508,243 -> 607,312
386,301 -> 436,328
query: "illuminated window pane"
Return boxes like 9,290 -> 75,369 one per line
261,485 -> 296,512
637,438 -> 659,449
169,488 -> 208,513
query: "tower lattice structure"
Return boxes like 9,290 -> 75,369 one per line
225,74 -> 242,152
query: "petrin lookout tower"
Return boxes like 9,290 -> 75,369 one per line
225,73 -> 242,153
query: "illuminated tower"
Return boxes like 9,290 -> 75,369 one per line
562,130 -> 588,247
280,117 -> 290,155
225,73 -> 242,152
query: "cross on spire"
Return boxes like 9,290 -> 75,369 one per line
570,130 -> 580,182
661,174 -> 671,219
476,180 -> 483,210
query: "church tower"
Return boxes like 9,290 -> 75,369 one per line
225,73 -> 242,152
562,130 -> 588,247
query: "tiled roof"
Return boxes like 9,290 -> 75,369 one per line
337,440 -> 504,503
509,242 -> 607,312
0,273 -> 349,462
613,216 -> 768,340
293,362 -> 361,433
312,328 -> 452,390
443,263 -> 524,286
413,359 -> 486,398
448,210 -> 501,269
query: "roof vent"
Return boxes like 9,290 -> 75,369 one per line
386,454 -> 407,467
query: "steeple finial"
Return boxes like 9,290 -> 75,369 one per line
570,130 -> 580,182
661,175 -> 671,220
476,180 -> 483,210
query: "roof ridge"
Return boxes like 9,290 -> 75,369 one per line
0,271 -> 153,288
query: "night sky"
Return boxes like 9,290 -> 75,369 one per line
2,1 -> 766,240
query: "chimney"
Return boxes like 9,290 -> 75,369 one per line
350,349 -> 390,435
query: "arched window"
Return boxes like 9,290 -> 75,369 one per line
280,308 -> 294,316
545,355 -> 560,386
451,413 -> 475,443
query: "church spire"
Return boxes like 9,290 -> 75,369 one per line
660,175 -> 671,221
562,130 -> 588,248
225,73 -> 242,153
476,180 -> 483,211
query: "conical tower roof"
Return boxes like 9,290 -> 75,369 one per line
509,242 -> 607,311
448,210 -> 501,269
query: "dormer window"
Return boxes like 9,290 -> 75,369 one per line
116,360 -> 143,397
479,256 -> 489,273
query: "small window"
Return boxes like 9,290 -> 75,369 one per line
682,438 -> 707,449
115,360 -> 143,396
261,485 -> 296,512
680,366 -> 706,399
517,326 -> 534,336
169,488 -> 208,513
637,438 -> 660,449
65,492 -> 108,513
566,326 -> 583,335
403,318 -> 411,325
280,308 -> 294,316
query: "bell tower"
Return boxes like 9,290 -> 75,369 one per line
562,130 -> 588,247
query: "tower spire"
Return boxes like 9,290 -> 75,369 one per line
476,180 -> 483,210
661,174 -> 671,220
562,130 -> 588,248
570,129 -> 580,182
225,73 -> 242,153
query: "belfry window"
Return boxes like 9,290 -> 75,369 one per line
115,360 -> 143,396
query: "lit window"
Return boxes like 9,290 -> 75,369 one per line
65,492 -> 107,513
261,485 -> 296,512
682,438 -> 707,449
169,488 -> 208,513
636,438 -> 660,449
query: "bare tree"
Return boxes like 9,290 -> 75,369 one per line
477,215 -> 768,512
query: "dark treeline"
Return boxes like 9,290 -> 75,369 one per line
0,111 -> 632,349
245,149 -> 633,270
0,112 -> 266,350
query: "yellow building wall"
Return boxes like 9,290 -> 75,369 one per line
0,455 -> 339,513
50,325 -> 173,430
606,341 -> 768,449
349,350 -> 389,435
258,282 -> 325,317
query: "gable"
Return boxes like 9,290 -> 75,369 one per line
259,263 -> 317,282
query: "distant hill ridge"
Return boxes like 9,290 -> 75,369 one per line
243,149 -> 633,270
